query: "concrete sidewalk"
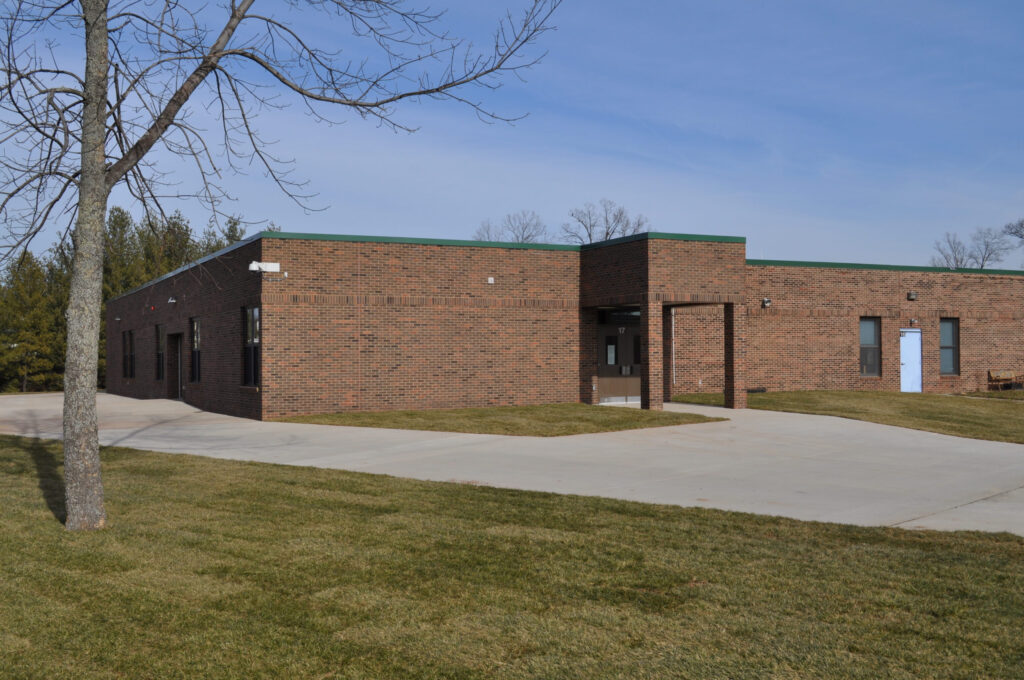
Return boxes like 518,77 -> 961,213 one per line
2,392 -> 1022,536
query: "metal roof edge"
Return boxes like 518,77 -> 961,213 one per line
746,258 -> 1024,276
107,232 -> 262,303
580,231 -> 746,250
259,231 -> 579,251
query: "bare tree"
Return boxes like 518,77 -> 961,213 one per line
968,227 -> 1014,269
1003,218 -> 1024,242
473,209 -> 548,243
473,220 -> 503,242
930,232 -> 972,269
1,0 -> 560,530
560,199 -> 648,245
931,228 -> 1014,269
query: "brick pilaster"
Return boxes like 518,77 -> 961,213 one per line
641,301 -> 664,410
724,303 -> 747,408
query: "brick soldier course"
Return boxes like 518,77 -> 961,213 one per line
106,231 -> 1024,420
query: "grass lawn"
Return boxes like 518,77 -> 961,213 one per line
672,390 -> 1024,444
970,389 -> 1024,401
2,435 -> 1023,678
280,402 -> 724,436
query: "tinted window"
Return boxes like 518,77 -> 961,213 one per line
859,317 -> 880,377
940,318 -> 959,375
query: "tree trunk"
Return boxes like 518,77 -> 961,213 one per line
63,0 -> 109,531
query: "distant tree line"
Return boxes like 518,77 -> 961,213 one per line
474,199 -> 649,244
931,220 -> 1024,270
0,209 -> 248,392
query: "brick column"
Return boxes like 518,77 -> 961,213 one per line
579,309 -> 599,404
724,303 -> 746,409
662,306 -> 674,400
641,301 -> 664,410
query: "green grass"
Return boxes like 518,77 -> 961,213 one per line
1,435 -> 1023,678
970,389 -> 1024,401
672,390 -> 1024,443
281,402 -> 723,436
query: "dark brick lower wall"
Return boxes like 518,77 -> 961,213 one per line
105,241 -> 263,419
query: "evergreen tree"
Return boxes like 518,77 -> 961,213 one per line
0,206 -> 248,391
0,253 -> 63,391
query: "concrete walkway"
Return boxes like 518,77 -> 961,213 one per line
2,392 -> 1022,536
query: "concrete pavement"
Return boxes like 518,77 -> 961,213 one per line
1,392 -> 1022,536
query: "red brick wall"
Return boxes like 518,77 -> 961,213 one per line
106,234 -> 1024,420
668,264 -> 1024,396
105,241 -> 263,418
647,239 -> 746,304
259,239 -> 580,418
668,305 -> 725,395
580,239 -> 647,307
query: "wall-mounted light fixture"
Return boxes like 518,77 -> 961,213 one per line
114,317 -> 121,322
249,261 -> 288,281
761,297 -> 772,309
249,261 -> 280,273
907,291 -> 918,301
168,297 -> 177,304
910,318 -> 918,326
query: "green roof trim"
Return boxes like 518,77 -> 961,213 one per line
580,231 -> 746,250
747,258 -> 1024,277
256,231 -> 578,251
259,230 -> 745,250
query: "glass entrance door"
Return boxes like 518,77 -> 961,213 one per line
596,309 -> 643,402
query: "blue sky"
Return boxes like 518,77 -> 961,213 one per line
105,1 -> 1024,265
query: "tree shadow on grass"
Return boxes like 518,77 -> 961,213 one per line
16,436 -> 67,525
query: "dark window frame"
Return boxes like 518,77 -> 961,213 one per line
242,306 -> 260,386
940,318 -> 960,376
189,318 -> 201,383
859,317 -> 881,377
122,330 -> 135,379
155,324 -> 165,381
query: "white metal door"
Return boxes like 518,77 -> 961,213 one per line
900,329 -> 922,393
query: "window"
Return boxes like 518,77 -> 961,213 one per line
633,334 -> 642,365
940,318 -> 960,375
859,317 -> 880,377
122,330 -> 135,379
605,336 -> 617,365
189,318 -> 201,382
243,307 -> 260,386
155,325 -> 165,380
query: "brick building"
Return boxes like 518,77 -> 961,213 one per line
106,231 -> 1024,420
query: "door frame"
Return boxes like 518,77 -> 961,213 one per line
596,318 -> 643,403
899,328 -> 922,393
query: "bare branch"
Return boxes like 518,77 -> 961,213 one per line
2,0 -> 560,258
560,199 -> 649,245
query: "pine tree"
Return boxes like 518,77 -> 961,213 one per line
0,253 -> 62,391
